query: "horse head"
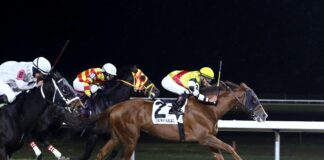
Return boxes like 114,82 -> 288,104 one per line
119,65 -> 160,99
202,81 -> 268,122
42,71 -> 84,112
221,81 -> 268,122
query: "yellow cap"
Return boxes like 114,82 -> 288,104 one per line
200,67 -> 214,79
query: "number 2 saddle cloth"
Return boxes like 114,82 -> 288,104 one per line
151,99 -> 188,124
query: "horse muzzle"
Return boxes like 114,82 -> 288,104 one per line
252,105 -> 268,122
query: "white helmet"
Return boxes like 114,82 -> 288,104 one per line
33,57 -> 51,75
102,63 -> 117,76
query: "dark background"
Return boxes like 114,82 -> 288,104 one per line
1,0 -> 324,98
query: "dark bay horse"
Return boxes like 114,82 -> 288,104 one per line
95,81 -> 268,160
0,71 -> 83,160
69,65 -> 160,160
28,65 -> 159,160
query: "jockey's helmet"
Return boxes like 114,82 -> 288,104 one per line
32,57 -> 51,75
200,67 -> 214,79
102,63 -> 117,76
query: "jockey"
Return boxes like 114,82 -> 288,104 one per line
73,63 -> 117,98
0,57 -> 52,105
161,67 -> 218,114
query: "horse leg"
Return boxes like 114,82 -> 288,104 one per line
210,123 -> 224,160
119,143 -> 137,160
105,149 -> 119,160
0,146 -> 8,160
29,141 -> 43,160
96,138 -> 120,160
210,147 -> 224,160
109,125 -> 139,160
199,135 -> 242,160
38,132 -> 64,159
118,132 -> 139,160
71,133 -> 99,160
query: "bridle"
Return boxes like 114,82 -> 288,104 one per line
219,82 -> 266,121
40,78 -> 80,112
118,69 -> 156,94
220,81 -> 248,110
221,82 -> 261,114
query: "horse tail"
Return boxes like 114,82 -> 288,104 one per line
78,111 -> 104,127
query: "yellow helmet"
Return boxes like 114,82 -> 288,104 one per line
200,67 -> 215,79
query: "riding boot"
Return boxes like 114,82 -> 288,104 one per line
0,95 -> 8,108
169,93 -> 187,115
0,95 -> 8,104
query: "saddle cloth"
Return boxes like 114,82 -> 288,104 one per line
151,99 -> 187,124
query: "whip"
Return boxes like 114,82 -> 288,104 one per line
51,40 -> 70,70
216,60 -> 222,87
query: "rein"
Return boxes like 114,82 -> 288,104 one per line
40,78 -> 80,112
221,82 -> 246,108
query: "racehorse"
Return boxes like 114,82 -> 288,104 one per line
32,65 -> 159,160
94,81 -> 268,160
0,71 -> 83,160
70,65 -> 160,160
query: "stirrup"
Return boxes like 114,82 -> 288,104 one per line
169,105 -> 182,115
169,105 -> 179,114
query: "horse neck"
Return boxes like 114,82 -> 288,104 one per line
20,88 -> 49,130
211,92 -> 242,119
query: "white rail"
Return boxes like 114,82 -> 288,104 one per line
132,97 -> 324,104
218,120 -> 324,160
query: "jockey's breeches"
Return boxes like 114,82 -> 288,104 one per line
0,81 -> 16,103
161,76 -> 190,95
73,78 -> 99,97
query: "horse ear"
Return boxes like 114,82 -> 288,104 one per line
131,65 -> 138,72
56,72 -> 62,78
50,71 -> 62,79
240,83 -> 249,89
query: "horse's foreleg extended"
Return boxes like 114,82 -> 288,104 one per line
199,135 -> 242,160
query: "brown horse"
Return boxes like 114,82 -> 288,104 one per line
95,81 -> 268,160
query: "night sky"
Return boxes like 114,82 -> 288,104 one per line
1,0 -> 324,98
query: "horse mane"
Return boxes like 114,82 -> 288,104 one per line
200,80 -> 249,94
223,81 -> 239,89
224,81 -> 250,90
